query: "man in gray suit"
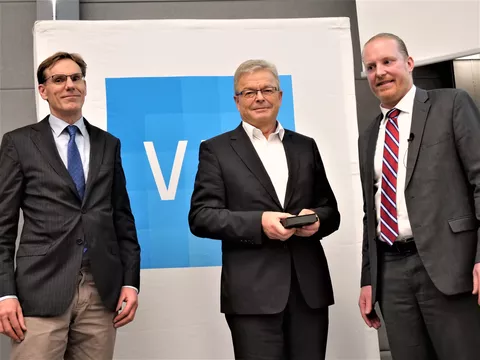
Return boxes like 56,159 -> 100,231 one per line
358,33 -> 480,360
0,52 -> 141,359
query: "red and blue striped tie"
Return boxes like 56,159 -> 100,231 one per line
380,108 -> 400,245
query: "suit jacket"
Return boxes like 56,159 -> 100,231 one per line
189,124 -> 340,314
0,116 -> 141,317
359,88 -> 480,303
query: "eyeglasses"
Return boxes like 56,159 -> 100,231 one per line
43,73 -> 85,85
236,87 -> 279,99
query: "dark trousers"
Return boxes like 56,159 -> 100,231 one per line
225,270 -> 328,360
378,249 -> 480,360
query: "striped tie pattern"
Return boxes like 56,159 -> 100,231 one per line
380,108 -> 400,245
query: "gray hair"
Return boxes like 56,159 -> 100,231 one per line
233,59 -> 280,93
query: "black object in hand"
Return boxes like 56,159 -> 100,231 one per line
280,214 -> 318,229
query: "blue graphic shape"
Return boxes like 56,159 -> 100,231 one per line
106,76 -> 295,269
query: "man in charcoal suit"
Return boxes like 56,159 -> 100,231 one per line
189,59 -> 340,360
0,52 -> 141,359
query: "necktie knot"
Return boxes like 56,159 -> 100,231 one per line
66,125 -> 79,138
387,108 -> 400,120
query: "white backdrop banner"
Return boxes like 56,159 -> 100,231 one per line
33,18 -> 379,360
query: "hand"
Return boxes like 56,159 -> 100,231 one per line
113,287 -> 139,328
358,285 -> 381,329
262,212 -> 295,241
472,263 -> 480,305
0,299 -> 26,342
295,209 -> 320,237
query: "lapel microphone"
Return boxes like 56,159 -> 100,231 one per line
407,133 -> 415,143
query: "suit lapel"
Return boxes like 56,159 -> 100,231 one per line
30,116 -> 79,198
405,88 -> 430,189
282,131 -> 298,209
230,124 -> 282,209
365,115 -> 382,193
82,119 -> 105,203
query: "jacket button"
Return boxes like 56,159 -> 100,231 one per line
76,239 -> 84,245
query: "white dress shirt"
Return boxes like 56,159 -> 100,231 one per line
242,121 -> 289,208
374,85 -> 416,241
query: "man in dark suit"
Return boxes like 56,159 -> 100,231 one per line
189,59 -> 340,360
358,33 -> 480,360
0,52 -> 141,359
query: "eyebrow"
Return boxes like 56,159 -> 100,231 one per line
365,57 -> 397,65
242,85 -> 276,90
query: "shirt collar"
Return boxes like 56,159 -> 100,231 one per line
242,121 -> 285,141
380,85 -> 416,119
49,114 -> 86,138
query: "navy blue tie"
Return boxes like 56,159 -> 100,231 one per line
66,125 -> 85,199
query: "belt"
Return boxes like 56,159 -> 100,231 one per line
376,238 -> 417,255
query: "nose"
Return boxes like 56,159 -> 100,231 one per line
65,76 -> 75,89
375,64 -> 387,77
255,90 -> 266,101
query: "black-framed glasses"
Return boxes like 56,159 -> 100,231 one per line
236,87 -> 279,99
43,73 -> 85,85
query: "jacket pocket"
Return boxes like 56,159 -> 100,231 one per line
448,215 -> 477,233
421,133 -> 453,149
16,244 -> 50,257
99,164 -> 114,173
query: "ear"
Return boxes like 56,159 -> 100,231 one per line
407,56 -> 415,73
278,90 -> 283,105
38,84 -> 48,101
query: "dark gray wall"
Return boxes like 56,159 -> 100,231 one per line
0,0 -> 36,136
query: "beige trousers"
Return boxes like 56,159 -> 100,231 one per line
11,265 -> 117,360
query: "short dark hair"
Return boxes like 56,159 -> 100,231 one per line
37,52 -> 87,84
363,33 -> 409,59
